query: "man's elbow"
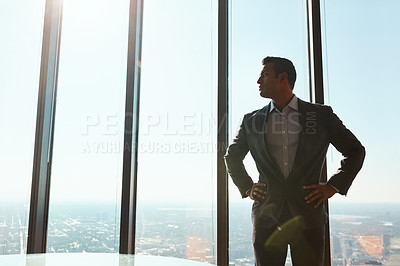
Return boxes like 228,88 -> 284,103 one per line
224,152 -> 233,167
224,151 -> 242,170
358,144 -> 366,163
361,145 -> 366,160
354,144 -> 366,171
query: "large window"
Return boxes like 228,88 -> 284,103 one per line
229,0 -> 310,264
135,0 -> 218,263
46,0 -> 129,253
321,0 -> 400,265
5,1 -> 399,264
0,0 -> 45,255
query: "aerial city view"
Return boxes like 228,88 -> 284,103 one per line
1,202 -> 400,265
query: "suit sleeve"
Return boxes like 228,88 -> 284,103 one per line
326,107 -> 366,195
224,114 -> 254,198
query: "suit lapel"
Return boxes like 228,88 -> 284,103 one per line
253,103 -> 285,182
287,99 -> 307,179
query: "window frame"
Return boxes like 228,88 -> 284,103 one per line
27,0 -> 63,254
26,0 -> 329,265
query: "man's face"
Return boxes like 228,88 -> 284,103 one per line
257,63 -> 280,99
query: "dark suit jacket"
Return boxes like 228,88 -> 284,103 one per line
225,98 -> 365,229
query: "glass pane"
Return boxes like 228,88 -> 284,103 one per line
229,0 -> 309,264
321,0 -> 400,265
46,0 -> 129,253
135,0 -> 217,263
0,0 -> 45,255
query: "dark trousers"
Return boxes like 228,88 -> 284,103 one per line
252,204 -> 325,266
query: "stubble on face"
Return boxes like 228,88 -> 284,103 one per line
258,63 -> 278,99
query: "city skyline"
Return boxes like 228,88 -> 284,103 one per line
1,202 -> 400,265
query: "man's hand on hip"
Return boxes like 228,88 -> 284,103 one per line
303,183 -> 337,208
247,182 -> 267,203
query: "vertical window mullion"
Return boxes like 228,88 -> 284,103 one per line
27,0 -> 63,254
308,0 -> 331,265
119,0 -> 144,254
217,0 -> 229,265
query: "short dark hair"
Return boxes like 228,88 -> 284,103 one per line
262,56 -> 296,89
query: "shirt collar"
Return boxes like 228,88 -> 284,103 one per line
270,94 -> 298,113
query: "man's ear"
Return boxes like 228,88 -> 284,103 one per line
279,72 -> 288,83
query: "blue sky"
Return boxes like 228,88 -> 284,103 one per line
321,0 -> 400,203
230,0 -> 400,203
1,0 -> 400,205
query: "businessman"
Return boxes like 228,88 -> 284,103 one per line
225,56 -> 365,265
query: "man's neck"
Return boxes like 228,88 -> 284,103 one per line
273,93 -> 294,112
